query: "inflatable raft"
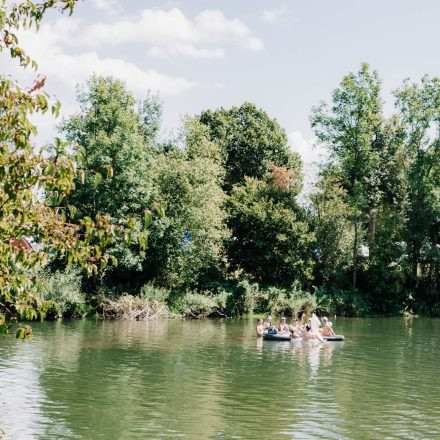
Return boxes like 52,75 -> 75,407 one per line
262,332 -> 291,341
263,331 -> 345,342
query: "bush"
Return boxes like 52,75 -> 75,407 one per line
227,280 -> 259,315
213,279 -> 322,318
171,292 -> 228,318
266,284 -> 319,318
411,284 -> 440,317
316,287 -> 371,317
139,284 -> 171,302
101,294 -> 171,320
41,267 -> 87,318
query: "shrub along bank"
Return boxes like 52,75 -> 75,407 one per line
41,270 -> 324,320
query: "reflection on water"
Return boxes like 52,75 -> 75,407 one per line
1,318 -> 440,439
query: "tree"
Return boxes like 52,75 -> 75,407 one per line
310,169 -> 354,286
139,92 -> 162,144
145,119 -> 229,288
61,76 -> 153,220
199,102 -> 300,192
394,76 -> 440,293
60,76 -> 154,276
362,117 -> 408,311
226,166 -> 314,287
0,0 -> 126,338
311,63 -> 384,289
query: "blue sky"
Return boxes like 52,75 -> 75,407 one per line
5,0 -> 440,167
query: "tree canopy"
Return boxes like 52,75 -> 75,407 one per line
199,102 -> 301,192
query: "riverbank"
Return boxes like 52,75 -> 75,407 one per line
45,281 -> 320,321
40,270 -> 324,321
41,279 -> 428,324
39,265 -> 435,322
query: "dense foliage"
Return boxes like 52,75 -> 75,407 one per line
199,103 -> 301,192
60,76 -> 153,278
55,63 -> 440,318
226,168 -> 314,287
310,64 -> 440,315
144,118 -> 229,288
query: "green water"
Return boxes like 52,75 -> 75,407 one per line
1,318 -> 439,439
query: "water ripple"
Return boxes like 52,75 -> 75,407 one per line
1,318 -> 440,439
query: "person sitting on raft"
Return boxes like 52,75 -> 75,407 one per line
320,317 -> 335,337
289,318 -> 302,339
263,315 -> 273,329
256,318 -> 264,337
277,317 -> 289,333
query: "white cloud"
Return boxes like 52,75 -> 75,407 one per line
81,8 -> 264,59
17,20 -> 198,96
244,37 -> 264,51
147,44 -> 225,60
90,0 -> 122,16
262,5 -> 287,24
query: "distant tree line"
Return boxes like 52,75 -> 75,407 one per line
53,64 -> 440,317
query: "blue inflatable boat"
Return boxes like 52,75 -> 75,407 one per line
263,330 -> 345,342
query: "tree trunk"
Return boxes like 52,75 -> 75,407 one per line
353,218 -> 358,290
368,210 -> 376,260
411,242 -> 419,288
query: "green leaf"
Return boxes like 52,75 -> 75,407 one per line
16,328 -> 25,340
127,217 -> 135,230
138,230 -> 149,250
106,164 -> 114,179
68,205 -> 77,218
94,172 -> 102,187
78,169 -> 85,184
144,210 -> 152,228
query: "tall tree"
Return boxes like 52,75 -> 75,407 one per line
362,116 -> 408,310
145,119 -> 229,288
394,76 -> 440,291
60,76 -> 153,275
311,63 -> 384,289
310,168 -> 354,286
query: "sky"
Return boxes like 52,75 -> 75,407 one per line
4,0 -> 440,175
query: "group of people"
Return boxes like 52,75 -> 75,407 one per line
256,313 -> 336,343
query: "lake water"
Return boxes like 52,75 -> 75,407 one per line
1,318 -> 440,439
